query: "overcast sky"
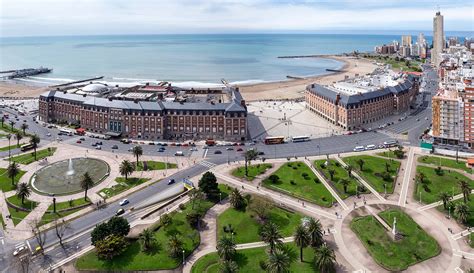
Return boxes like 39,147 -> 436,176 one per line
1,0 -> 473,37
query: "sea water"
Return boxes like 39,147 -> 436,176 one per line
0,34 -> 432,87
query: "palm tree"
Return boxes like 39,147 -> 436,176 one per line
244,149 -> 259,177
16,183 -> 31,205
132,145 -> 143,167
15,132 -> 22,147
229,188 -> 245,210
314,244 -> 337,273
139,228 -> 156,251
119,160 -> 134,180
415,171 -> 426,184
218,260 -> 239,273
20,123 -> 28,135
168,234 -> 183,258
7,162 -> 20,186
438,192 -> 451,210
259,222 -> 283,254
6,134 -> 12,160
306,217 -> 324,247
80,172 -> 94,201
9,120 -> 15,131
217,236 -> 236,261
29,134 -> 40,161
356,159 -> 364,171
339,178 -> 350,193
266,247 -> 291,273
385,162 -> 390,172
328,169 -> 335,181
455,203 -> 470,224
459,180 -> 471,203
294,224 -> 310,262
345,165 -> 352,178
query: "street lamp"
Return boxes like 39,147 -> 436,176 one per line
182,249 -> 185,265
219,192 -> 222,203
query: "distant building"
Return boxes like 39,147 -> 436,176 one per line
448,37 -> 459,47
432,11 -> 445,67
401,35 -> 412,47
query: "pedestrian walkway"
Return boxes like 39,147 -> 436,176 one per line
417,191 -> 470,212
398,147 -> 414,207
236,236 -> 294,250
364,205 -> 391,231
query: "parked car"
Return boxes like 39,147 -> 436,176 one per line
13,246 -> 27,256
167,179 -> 176,185
365,144 -> 376,150
258,151 -> 265,155
353,146 -> 365,152
214,150 -> 222,154
175,151 -> 184,156
226,147 -> 234,151
119,199 -> 129,206
237,148 -> 243,152
112,145 -> 118,149
116,208 -> 125,216
80,137 -> 85,141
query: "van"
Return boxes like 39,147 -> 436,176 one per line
353,146 -> 365,152
365,144 -> 376,150
175,151 -> 184,156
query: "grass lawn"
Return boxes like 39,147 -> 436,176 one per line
343,155 -> 400,193
231,163 -> 273,181
6,195 -> 38,226
376,151 -> 399,159
9,147 -> 57,165
217,205 -> 302,244
134,161 -> 177,171
314,159 -> 361,199
192,243 -> 319,273
0,123 -> 23,135
0,143 -> 21,152
0,167 -> 26,192
351,209 -> 440,271
437,194 -> 474,227
99,177 -> 151,199
418,155 -> 472,174
470,233 -> 474,248
40,198 -> 91,225
0,214 -> 5,229
262,162 -> 333,207
415,166 -> 473,204
366,56 -> 422,72
76,185 -> 229,271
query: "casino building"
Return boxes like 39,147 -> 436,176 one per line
305,69 -> 419,130
39,83 -> 248,141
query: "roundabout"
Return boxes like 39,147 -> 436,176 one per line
30,157 -> 110,195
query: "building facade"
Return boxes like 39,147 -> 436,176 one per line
432,11 -> 445,67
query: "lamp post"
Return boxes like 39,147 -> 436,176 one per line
52,195 -> 56,213
419,191 -> 422,204
182,249 -> 185,265
219,192 -> 222,203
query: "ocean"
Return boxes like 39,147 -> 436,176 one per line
0,34 -> 433,87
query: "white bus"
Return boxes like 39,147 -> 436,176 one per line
59,129 -> 73,136
383,140 -> 398,147
291,136 -> 310,142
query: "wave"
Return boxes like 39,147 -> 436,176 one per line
29,76 -> 75,82
228,79 -> 268,86
111,77 -> 160,82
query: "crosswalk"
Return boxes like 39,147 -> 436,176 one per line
198,160 -> 217,169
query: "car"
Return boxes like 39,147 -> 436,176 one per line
46,133 -> 51,137
161,143 -> 168,147
76,140 -> 82,144
353,146 -> 365,152
13,246 -> 27,256
190,147 -> 198,151
237,148 -> 243,152
119,199 -> 129,206
158,147 -> 166,152
365,144 -> 376,150
116,208 -> 125,216
112,145 -> 118,149
96,141 -> 103,145
175,151 -> 184,156
95,145 -> 102,150
226,147 -> 234,151
167,179 -> 176,185
32,246 -> 43,256
258,151 -> 265,155
23,119 -> 26,122
214,150 -> 222,154
148,142 -> 155,145
91,143 -> 97,147
80,137 -> 85,141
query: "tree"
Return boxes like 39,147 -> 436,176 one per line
168,234 -> 184,258
339,179 -> 350,193
459,180 -> 471,203
198,171 -> 220,199
80,172 -> 94,201
314,244 -> 337,273
132,145 -> 143,166
95,234 -> 128,260
268,174 -> 280,184
29,134 -> 40,161
16,183 -> 31,205
307,218 -> 324,247
189,188 -> 205,209
9,120 -> 15,131
266,247 -> 291,273
249,195 -> 272,222
393,146 -> 405,159
259,222 -> 283,254
356,159 -> 364,171
218,260 -> 239,273
244,149 -> 259,177
217,236 -> 236,261
91,222 -> 111,246
294,224 -> 310,262
30,219 -> 46,251
159,213 -> 172,227
345,165 -> 352,178
15,132 -> 23,146
439,192 -> 451,210
54,218 -> 70,247
119,160 -> 134,180
20,123 -> 28,135
328,169 -> 335,181
385,162 -> 390,172
186,211 -> 203,229
108,216 -> 130,237
7,162 -> 20,186
139,228 -> 156,251
415,172 -> 426,185
455,203 -> 470,224
229,188 -> 245,210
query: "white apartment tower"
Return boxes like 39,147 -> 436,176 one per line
432,11 -> 445,67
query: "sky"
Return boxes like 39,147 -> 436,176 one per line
0,0 -> 473,37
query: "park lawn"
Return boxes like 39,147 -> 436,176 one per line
314,159 -> 360,199
0,123 -> 22,135
418,155 -> 472,174
437,194 -> 474,227
351,209 -> 440,271
76,185 -> 229,271
376,151 -> 398,159
134,161 -> 177,171
217,206 -> 302,244
262,162 -> 333,207
343,155 -> 400,193
415,166 -> 473,204
99,177 -> 151,199
0,167 -> 26,192
366,56 -> 422,72
40,198 -> 92,225
6,195 -> 38,226
0,143 -> 21,152
9,147 -> 57,165
231,163 -> 273,181
192,243 -> 318,273
470,233 -> 474,248
0,214 -> 5,229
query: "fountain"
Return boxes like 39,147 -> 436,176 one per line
66,158 -> 75,176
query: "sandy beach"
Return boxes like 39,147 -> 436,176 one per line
0,55 -> 377,101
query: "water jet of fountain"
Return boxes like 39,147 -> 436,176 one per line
66,158 -> 75,176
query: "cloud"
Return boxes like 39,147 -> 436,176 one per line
0,0 -> 472,37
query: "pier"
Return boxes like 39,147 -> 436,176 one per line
49,76 -> 105,88
3,67 -> 52,79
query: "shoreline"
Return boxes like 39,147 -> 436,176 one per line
0,55 -> 377,101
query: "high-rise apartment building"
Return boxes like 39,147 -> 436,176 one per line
401,35 -> 412,47
432,11 -> 445,67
